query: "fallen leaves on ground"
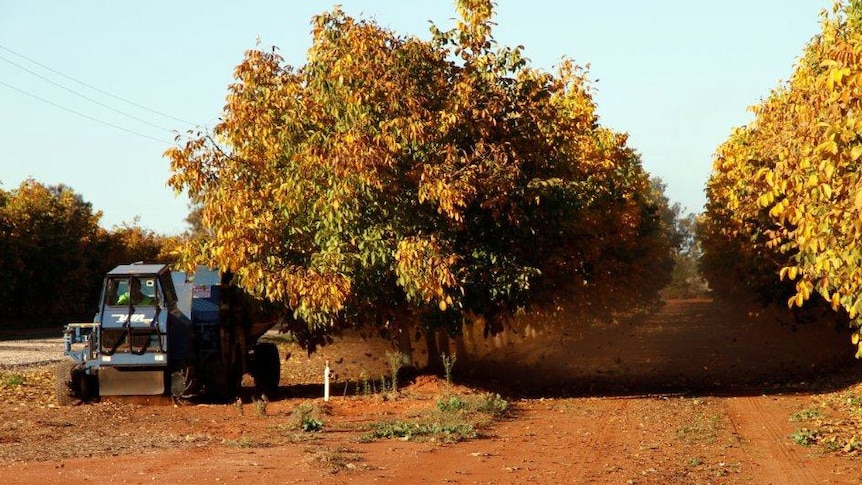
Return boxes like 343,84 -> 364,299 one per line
789,378 -> 862,456
0,369 -> 54,407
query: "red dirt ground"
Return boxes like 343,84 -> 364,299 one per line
2,299 -> 862,484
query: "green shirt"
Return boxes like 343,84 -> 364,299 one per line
117,292 -> 154,305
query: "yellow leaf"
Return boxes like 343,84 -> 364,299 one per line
769,204 -> 782,218
852,332 -> 860,346
830,68 -> 844,87
853,145 -> 862,161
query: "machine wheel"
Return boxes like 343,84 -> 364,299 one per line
54,362 -> 76,406
55,362 -> 93,405
252,342 -> 280,398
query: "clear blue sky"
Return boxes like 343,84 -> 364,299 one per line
0,1 -> 827,234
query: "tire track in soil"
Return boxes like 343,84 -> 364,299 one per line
362,397 -> 634,484
571,398 -> 630,483
724,395 -> 816,484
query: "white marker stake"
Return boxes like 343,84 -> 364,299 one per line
324,360 -> 330,402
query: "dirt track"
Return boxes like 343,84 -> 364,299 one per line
2,299 -> 862,484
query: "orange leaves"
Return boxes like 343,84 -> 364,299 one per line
288,269 -> 352,322
418,176 -> 470,223
394,237 -> 459,307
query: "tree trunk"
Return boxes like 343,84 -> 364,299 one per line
425,328 -> 443,374
455,330 -> 467,357
395,323 -> 414,368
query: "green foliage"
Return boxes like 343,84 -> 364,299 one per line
302,416 -> 324,433
2,374 -> 24,387
678,417 -> 721,444
790,407 -> 822,422
785,386 -> 862,456
378,375 -> 391,394
367,420 -> 476,442
0,180 -> 105,320
436,395 -> 467,412
291,403 -> 324,432
103,219 -> 177,269
790,428 -> 820,446
364,392 -> 508,443
474,392 -> 510,418
675,398 -> 722,444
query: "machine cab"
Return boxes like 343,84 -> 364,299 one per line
98,264 -> 178,359
101,265 -> 178,314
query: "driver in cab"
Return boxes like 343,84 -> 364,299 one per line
117,278 -> 155,306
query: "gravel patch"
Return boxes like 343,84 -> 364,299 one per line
0,338 -> 65,370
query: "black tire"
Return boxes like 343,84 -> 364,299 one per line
252,342 -> 280,398
54,362 -> 76,406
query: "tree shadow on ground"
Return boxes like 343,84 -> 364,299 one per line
450,299 -> 860,399
244,299 -> 860,403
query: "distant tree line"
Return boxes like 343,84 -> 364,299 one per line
650,178 -> 710,301
0,179 -> 175,325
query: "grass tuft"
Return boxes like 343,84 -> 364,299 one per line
361,392 -> 509,443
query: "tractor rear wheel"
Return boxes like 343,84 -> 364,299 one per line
252,342 -> 280,398
54,362 -> 76,406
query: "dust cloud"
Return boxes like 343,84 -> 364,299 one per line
443,299 -> 854,395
